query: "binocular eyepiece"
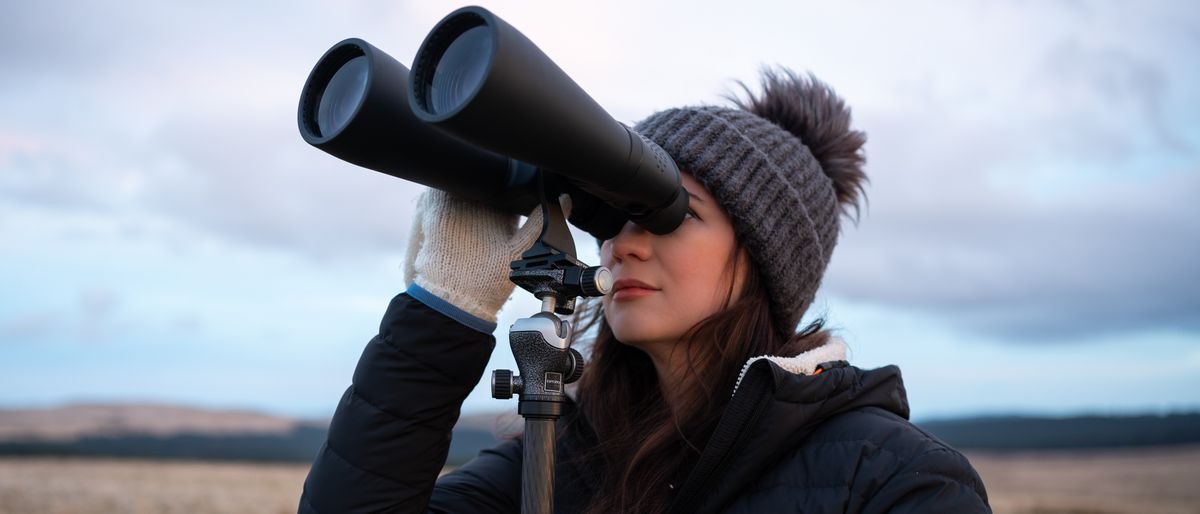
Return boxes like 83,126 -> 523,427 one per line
297,6 -> 688,240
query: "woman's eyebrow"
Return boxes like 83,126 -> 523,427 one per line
686,190 -> 705,205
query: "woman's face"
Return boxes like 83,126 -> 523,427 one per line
600,173 -> 747,350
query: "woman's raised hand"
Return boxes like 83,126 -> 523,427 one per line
403,189 -> 544,323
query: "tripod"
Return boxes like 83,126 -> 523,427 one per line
490,188 -> 611,514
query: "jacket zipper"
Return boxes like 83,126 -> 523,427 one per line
667,360 -> 773,514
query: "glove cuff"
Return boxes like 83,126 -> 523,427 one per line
413,276 -> 511,325
406,282 -> 498,334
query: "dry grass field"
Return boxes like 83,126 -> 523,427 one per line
1,446 -> 1198,513
969,445 -> 1200,514
0,458 -> 307,514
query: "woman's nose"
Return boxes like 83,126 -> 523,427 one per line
604,221 -> 652,263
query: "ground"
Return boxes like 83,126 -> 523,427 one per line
1,446 -> 1198,513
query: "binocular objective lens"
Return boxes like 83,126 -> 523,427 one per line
317,55 -> 369,137
430,25 -> 492,115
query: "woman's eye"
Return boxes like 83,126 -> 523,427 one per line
684,209 -> 700,220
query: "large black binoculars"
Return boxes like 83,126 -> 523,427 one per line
297,6 -> 688,240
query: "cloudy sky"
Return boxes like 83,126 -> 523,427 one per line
2,0 -> 1197,421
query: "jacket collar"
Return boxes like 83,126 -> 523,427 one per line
669,339 -> 910,514
732,338 -> 849,394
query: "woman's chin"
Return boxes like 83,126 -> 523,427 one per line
609,323 -> 678,350
604,306 -> 692,349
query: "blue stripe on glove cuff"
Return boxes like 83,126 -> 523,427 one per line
406,283 -> 498,335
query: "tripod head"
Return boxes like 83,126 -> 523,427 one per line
493,176 -> 610,401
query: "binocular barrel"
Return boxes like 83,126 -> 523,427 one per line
297,6 -> 687,238
409,6 -> 687,234
297,38 -> 540,214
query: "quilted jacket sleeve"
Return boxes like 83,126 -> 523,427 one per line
297,292 -> 521,513
858,445 -> 990,514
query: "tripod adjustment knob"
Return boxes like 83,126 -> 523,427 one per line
492,369 -> 516,399
580,266 -> 612,297
565,348 -> 585,384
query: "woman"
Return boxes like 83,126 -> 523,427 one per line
298,69 -> 990,513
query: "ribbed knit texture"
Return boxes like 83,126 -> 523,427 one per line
634,106 -> 839,334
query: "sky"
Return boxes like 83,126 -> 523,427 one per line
1,0 -> 1198,421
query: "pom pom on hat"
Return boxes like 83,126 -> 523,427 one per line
728,67 -> 869,221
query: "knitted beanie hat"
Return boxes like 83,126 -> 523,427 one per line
633,69 -> 867,335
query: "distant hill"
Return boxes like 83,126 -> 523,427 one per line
919,413 -> 1200,450
0,403 -> 301,441
2,404 -> 1198,463
0,403 -> 504,465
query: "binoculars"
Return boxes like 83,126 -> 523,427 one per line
297,6 -> 688,240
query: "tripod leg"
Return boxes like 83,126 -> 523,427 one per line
522,417 -> 556,514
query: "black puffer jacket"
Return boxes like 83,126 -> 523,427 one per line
299,293 -> 990,513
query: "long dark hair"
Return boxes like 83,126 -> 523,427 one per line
566,243 -> 829,513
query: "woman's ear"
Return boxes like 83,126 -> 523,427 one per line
733,247 -> 753,298
719,245 -> 754,307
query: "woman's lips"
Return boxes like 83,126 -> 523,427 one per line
612,287 -> 657,301
611,279 -> 659,301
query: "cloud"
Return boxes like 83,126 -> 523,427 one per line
0,311 -> 57,342
0,1 -> 441,259
1033,38 -> 1191,155
825,171 -> 1200,340
805,2 -> 1200,341
822,51 -> 1200,341
77,288 -> 122,340
2,0 -> 1198,343
138,111 -> 425,258
0,288 -> 126,343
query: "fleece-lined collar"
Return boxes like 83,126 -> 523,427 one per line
731,338 -> 848,395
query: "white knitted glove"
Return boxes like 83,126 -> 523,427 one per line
403,189 -> 544,323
